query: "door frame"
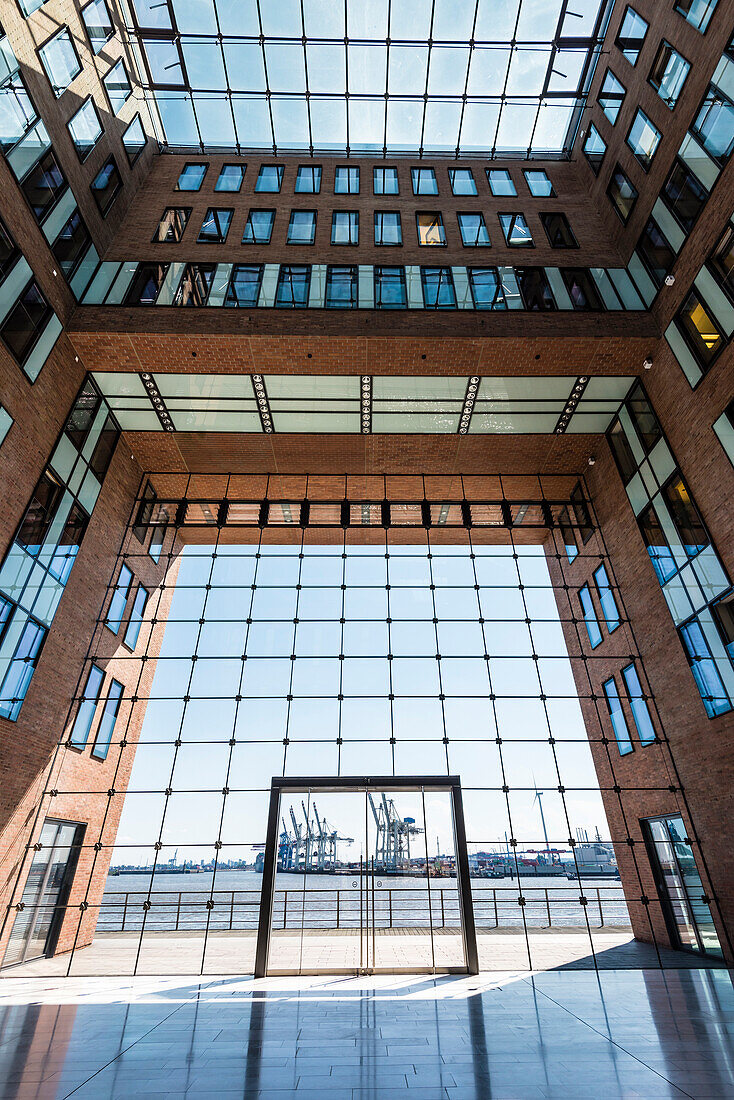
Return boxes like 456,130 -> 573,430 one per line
254,775 -> 478,977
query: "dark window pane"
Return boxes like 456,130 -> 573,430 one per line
21,150 -> 66,222
124,263 -> 169,306
325,266 -> 358,308
275,265 -> 310,307
607,418 -> 638,482
558,506 -> 578,562
468,268 -> 506,310
17,470 -> 63,553
225,265 -> 263,307
639,503 -> 677,582
628,383 -> 662,451
175,263 -> 215,306
91,157 -> 122,215
374,266 -> 406,309
541,212 -> 577,247
579,584 -> 602,648
662,161 -> 707,232
583,123 -> 606,173
637,218 -> 674,287
561,269 -> 603,310
571,482 -> 593,543
676,290 -> 724,368
0,219 -> 20,281
709,225 -> 734,299
661,475 -> 708,556
197,208 -> 233,243
1,282 -> 52,364
155,207 -> 190,243
607,164 -> 638,223
421,267 -> 456,309
64,380 -> 100,451
516,268 -> 555,310
89,414 -> 119,480
49,502 -> 88,583
52,212 -> 91,278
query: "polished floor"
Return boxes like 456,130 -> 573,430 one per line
1,969 -> 733,1099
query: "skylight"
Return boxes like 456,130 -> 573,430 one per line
126,0 -> 613,157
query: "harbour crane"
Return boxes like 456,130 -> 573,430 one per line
368,792 -> 423,872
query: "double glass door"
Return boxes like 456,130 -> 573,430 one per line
255,778 -> 477,976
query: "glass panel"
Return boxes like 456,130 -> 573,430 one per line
615,6 -> 648,64
416,212 -> 446,246
39,29 -> 81,97
676,291 -> 723,368
674,0 -> 718,33
582,123 -> 606,172
626,109 -> 661,169
607,164 -> 638,223
487,169 -> 516,196
67,99 -> 103,160
599,70 -> 625,123
499,213 -> 533,247
82,0 -> 114,53
649,41 -> 690,108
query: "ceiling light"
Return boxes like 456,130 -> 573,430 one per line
643,357 -> 653,370
664,274 -> 675,286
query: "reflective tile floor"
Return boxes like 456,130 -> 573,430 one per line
1,969 -> 733,1099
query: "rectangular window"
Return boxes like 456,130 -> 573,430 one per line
18,0 -> 45,13
124,585 -> 148,649
89,414 -> 118,480
680,617 -> 731,717
579,584 -> 602,648
499,213 -> 533,247
516,268 -> 555,310
225,265 -> 263,307
622,663 -> 656,743
325,265 -> 358,309
91,157 -> 122,216
52,211 -> 91,280
374,211 -> 402,246
608,418 -> 638,483
594,564 -> 620,631
374,167 -> 399,194
67,98 -> 103,161
64,382 -> 100,452
287,210 -> 316,244
691,84 -> 734,165
649,41 -> 690,109
197,208 -> 233,243
626,109 -> 661,169
174,263 -> 216,306
606,164 -> 638,224
176,163 -> 207,191
416,212 -> 446,246
21,150 -> 66,223
628,383 -> 662,451
411,167 -> 438,195
243,209 -> 274,244
154,207 -> 190,243
421,267 -> 456,309
637,217 -> 675,287
48,502 -> 87,584
558,506 -> 578,562
615,6 -> 648,64
639,503 -> 677,583
713,598 -> 734,662
256,165 -> 284,192
571,483 -> 593,544
562,269 -> 603,310
709,225 -> 734,300
1,281 -> 52,366
16,470 -> 63,554
334,166 -> 359,194
331,211 -> 358,245
603,677 -> 634,755
486,169 -> 516,196
70,664 -> 104,747
374,266 -> 406,309
661,160 -> 707,232
275,264 -> 310,307
540,212 -> 577,248
0,616 -> 45,722
82,0 -> 114,53
675,290 -> 724,370
468,267 -> 506,310
124,262 -> 168,306
92,678 -> 123,760
215,164 -> 245,192
674,0 -> 718,33
524,170 -> 554,197
582,123 -> 607,174
103,58 -> 131,113
122,114 -> 146,166
449,168 -> 476,195
661,475 -> 708,557
0,220 -> 19,283
599,69 -> 626,123
295,165 -> 321,193
458,213 -> 490,247
39,28 -> 81,97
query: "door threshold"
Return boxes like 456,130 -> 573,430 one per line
265,966 -> 469,976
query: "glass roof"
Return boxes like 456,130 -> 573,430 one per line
126,0 -> 613,157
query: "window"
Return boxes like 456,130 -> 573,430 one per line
421,267 -> 456,309
674,0 -> 718,33
295,165 -> 321,193
176,163 -> 207,191
691,85 -> 734,165
524,170 -> 555,197
558,507 -> 578,563
89,414 -> 118,480
21,150 -> 66,222
124,585 -> 148,649
374,211 -> 402,246
661,161 -> 707,232
676,290 -> 724,370
540,212 -> 577,248
52,211 -> 91,279
67,98 -> 103,161
579,585 -> 602,648
325,266 -> 358,309
680,617 -> 731,717
562,269 -> 603,310
626,109 -> 661,170
49,503 -> 87,584
499,213 -> 533,247
215,164 -> 245,192
416,212 -> 446,246
197,208 -> 233,243
637,217 -> 675,287
582,124 -> 607,174
374,167 -> 399,194
374,266 -> 407,309
225,265 -> 263,307
639,503 -> 676,583
603,677 -> 634,755
92,678 -> 123,760
486,169 -> 516,196
594,564 -> 620,631
154,207 -> 190,243
606,164 -> 638,224
18,0 -> 45,12
91,157 -> 122,216
628,383 -> 661,451
615,7 -> 648,64
122,114 -> 146,166
0,617 -> 45,722
622,664 -> 656,743
16,471 -> 63,554
70,664 -> 104,748
81,0 -> 114,53
411,167 -> 438,195
1,281 -> 52,366
649,41 -> 690,109
0,220 -> 19,282
599,70 -> 626,124
331,211 -> 358,245
458,213 -> 490,247
713,598 -> 734,662
174,263 -> 216,306
124,263 -> 168,306
571,483 -> 593,544
103,59 -> 131,113
516,268 -> 555,310
287,210 -> 316,244
608,419 -> 638,483
243,209 -> 274,244
335,166 -> 359,194
449,168 -> 477,195
709,225 -> 734,300
39,28 -> 81,97
256,165 -> 284,192
468,268 -> 506,310
661,475 -> 708,556
64,383 -> 100,452
275,265 -> 310,307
